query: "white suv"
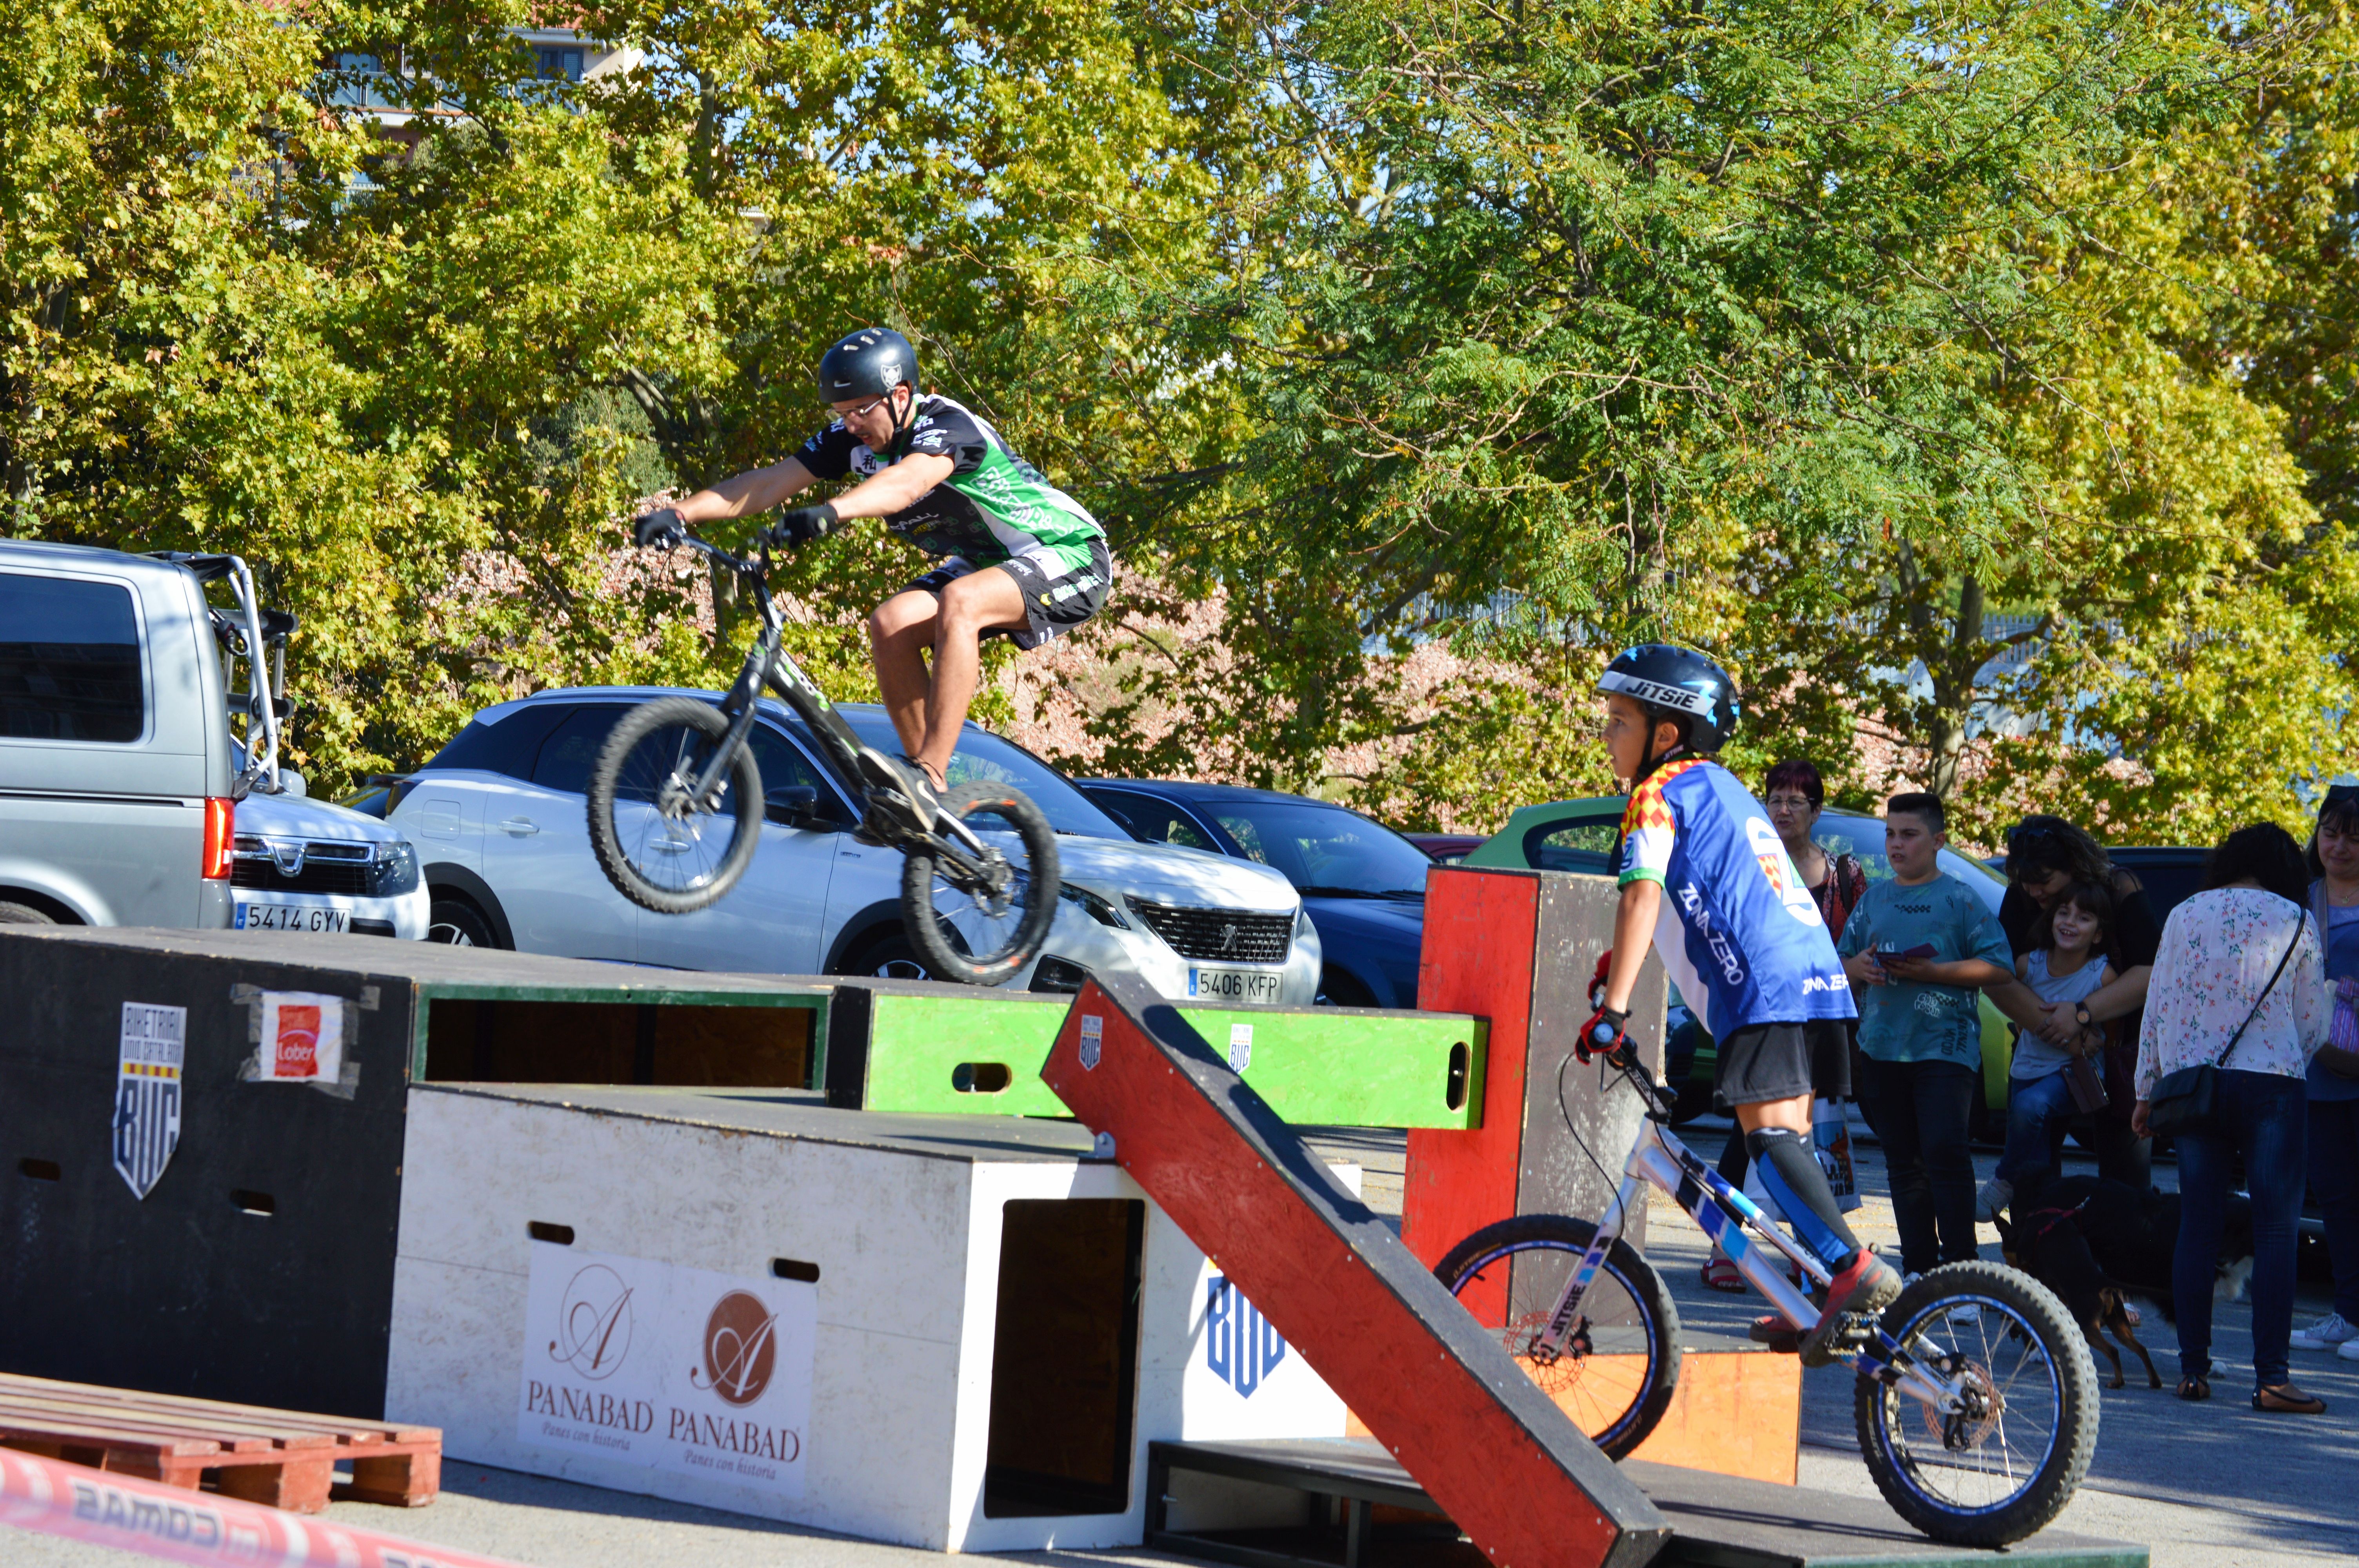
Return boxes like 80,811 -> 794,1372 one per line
382,689 -> 1321,998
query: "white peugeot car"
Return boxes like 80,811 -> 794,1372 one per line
378,689 -> 1321,999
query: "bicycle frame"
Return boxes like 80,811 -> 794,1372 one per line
1539,1064 -> 1969,1416
669,536 -> 993,865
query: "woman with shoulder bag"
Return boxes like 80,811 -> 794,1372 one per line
2134,824 -> 2330,1410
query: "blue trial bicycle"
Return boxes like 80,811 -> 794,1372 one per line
1433,1024 -> 2099,1548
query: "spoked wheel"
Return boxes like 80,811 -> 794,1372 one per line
901,779 -> 1060,987
587,698 -> 764,915
1855,1261 -> 2099,1546
1431,1215 -> 1681,1459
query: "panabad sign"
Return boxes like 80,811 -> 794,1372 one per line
516,1245 -> 816,1497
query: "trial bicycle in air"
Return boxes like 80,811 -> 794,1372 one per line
585,511 -> 1058,987
1432,993 -> 2099,1548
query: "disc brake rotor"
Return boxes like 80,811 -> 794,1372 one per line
943,848 -> 1017,917
1924,1358 -> 2003,1452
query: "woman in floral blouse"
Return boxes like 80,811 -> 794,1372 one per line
2135,824 -> 2329,1411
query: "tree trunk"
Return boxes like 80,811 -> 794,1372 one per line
1926,574 -> 1983,800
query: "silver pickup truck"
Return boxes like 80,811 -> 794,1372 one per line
0,539 -> 424,936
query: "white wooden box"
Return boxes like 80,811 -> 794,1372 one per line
386,1083 -> 1355,1551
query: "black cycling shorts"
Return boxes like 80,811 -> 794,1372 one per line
903,537 -> 1111,651
1714,1019 -> 1852,1110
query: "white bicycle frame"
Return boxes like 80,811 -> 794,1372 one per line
1537,1098 -> 1967,1414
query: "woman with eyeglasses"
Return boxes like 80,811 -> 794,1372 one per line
2288,786 -> 2359,1362
1997,816 -> 2164,1195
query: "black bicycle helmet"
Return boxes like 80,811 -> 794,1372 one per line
816,327 -> 920,401
1597,643 -> 1740,763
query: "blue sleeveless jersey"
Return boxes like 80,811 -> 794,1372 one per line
1616,759 -> 1856,1036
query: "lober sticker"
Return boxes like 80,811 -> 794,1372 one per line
1078,1013 -> 1103,1071
1227,1022 -> 1253,1075
256,992 -> 347,1083
113,1002 -> 187,1200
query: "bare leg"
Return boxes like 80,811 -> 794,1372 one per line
914,568 -> 1029,786
869,590 -> 943,762
1734,1094 -> 1813,1136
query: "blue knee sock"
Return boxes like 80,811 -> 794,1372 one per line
1749,1127 -> 1863,1271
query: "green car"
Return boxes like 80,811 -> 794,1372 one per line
1463,797 -> 2019,1129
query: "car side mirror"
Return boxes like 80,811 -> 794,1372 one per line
764,785 -> 842,831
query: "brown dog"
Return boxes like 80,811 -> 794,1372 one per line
1996,1203 -> 2162,1390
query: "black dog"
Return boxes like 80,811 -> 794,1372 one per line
1996,1203 -> 2163,1389
2012,1174 -> 2255,1324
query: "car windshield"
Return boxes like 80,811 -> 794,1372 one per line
1812,813 -> 2007,915
1516,803 -> 2008,914
832,708 -> 1125,839
1199,800 -> 1434,897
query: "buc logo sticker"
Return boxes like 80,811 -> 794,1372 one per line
113,1002 -> 187,1200
1205,1274 -> 1287,1398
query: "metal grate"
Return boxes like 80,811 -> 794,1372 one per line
1127,900 -> 1292,964
231,837 -> 412,898
232,858 -> 372,897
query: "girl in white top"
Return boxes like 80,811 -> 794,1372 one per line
1976,883 -> 2116,1218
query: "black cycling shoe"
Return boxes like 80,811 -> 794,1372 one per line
852,749 -> 941,836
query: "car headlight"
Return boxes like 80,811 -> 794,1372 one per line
1059,882 -> 1129,928
1295,904 -> 1312,939
366,841 -> 420,897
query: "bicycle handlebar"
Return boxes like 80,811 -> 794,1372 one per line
634,510 -> 767,578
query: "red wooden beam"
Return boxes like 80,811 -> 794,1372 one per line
1043,969 -> 1668,1568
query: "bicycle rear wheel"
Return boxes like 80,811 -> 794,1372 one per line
1854,1260 -> 2098,1546
901,780 -> 1060,987
587,698 -> 763,914
1432,1214 -> 1681,1459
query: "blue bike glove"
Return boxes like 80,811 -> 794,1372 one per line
767,502 -> 839,548
634,508 -> 687,548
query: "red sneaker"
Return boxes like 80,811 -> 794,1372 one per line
1799,1252 -> 1901,1367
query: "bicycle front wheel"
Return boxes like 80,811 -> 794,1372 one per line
587,698 -> 763,915
901,779 -> 1060,986
1432,1214 -> 1681,1459
1854,1260 -> 2099,1547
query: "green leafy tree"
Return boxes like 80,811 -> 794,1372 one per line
1068,0 -> 2248,821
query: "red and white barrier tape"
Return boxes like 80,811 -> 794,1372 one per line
0,1447 -> 531,1568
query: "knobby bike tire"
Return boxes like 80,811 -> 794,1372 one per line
901,780 -> 1060,987
586,697 -> 764,915
1854,1259 -> 2099,1547
1431,1213 -> 1682,1459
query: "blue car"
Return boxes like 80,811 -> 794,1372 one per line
1077,780 -> 1430,1008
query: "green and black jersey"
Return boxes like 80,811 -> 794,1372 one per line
795,394 -> 1103,573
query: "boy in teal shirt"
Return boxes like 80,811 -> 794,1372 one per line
1838,793 -> 2016,1280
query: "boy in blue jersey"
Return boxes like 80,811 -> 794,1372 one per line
1585,645 -> 1899,1364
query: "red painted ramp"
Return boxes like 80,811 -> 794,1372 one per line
1043,971 -> 1669,1568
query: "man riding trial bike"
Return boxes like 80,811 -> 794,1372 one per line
634,327 -> 1113,828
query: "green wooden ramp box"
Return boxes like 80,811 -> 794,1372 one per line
820,980 -> 1486,1129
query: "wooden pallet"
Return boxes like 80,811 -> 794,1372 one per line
0,1372 -> 440,1513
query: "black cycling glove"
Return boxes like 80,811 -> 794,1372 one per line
633,508 -> 687,548
766,502 -> 840,548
